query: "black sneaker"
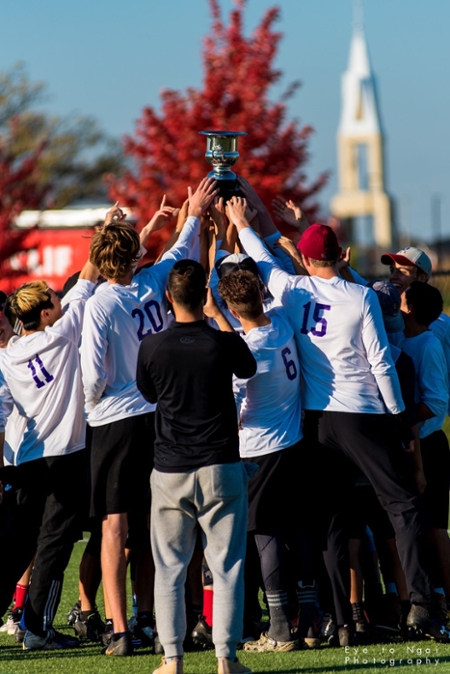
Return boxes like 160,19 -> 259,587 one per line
101,619 -> 114,647
67,600 -> 81,626
73,610 -> 106,642
103,631 -> 134,656
407,604 -> 450,642
133,613 -> 155,649
191,616 -> 213,650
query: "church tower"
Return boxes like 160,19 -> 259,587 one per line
330,15 -> 393,247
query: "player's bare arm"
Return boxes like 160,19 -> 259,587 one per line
140,194 -> 179,247
203,287 -> 234,333
273,235 -> 307,275
237,176 -> 277,237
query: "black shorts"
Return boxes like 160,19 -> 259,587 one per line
420,429 -> 450,529
244,440 -> 303,532
89,412 -> 155,519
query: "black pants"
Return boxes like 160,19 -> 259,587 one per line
304,411 -> 432,625
0,450 -> 85,635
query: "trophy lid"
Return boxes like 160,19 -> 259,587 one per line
199,130 -> 247,137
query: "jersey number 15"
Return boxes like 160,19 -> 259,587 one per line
300,301 -> 331,337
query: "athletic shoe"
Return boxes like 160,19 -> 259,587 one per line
354,620 -> 371,644
14,624 -> 26,643
101,619 -> 114,647
23,629 -> 80,651
103,631 -> 134,656
320,612 -> 336,645
218,658 -> 252,674
133,613 -> 155,649
67,600 -> 81,626
73,609 -> 105,642
337,625 -> 354,647
304,625 -> 321,649
243,631 -> 298,652
191,615 -> 213,650
432,594 -> 448,622
406,604 -> 450,642
0,608 -> 23,635
153,657 -> 184,674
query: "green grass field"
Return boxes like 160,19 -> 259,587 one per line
2,540 -> 450,674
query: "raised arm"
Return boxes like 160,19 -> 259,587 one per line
272,197 -> 310,232
227,196 -> 291,303
140,195 -> 179,248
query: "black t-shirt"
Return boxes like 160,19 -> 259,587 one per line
136,320 -> 256,472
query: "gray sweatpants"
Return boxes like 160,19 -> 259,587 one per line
150,462 -> 248,659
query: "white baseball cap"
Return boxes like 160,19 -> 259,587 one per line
380,247 -> 432,278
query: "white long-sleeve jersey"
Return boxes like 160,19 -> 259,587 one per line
0,279 -> 95,465
81,216 -> 200,426
234,309 -> 302,457
239,228 -> 404,415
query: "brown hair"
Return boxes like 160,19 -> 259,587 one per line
90,222 -> 141,280
218,270 -> 263,320
308,258 -> 338,268
9,281 -> 53,330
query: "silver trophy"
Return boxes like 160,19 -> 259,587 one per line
199,130 -> 246,199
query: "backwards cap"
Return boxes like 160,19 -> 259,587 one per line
296,224 -> 341,261
381,247 -> 432,278
367,280 -> 404,333
215,253 -> 260,280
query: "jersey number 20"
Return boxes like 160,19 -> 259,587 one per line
132,300 -> 164,341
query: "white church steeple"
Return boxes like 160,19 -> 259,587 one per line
330,2 -> 393,249
339,26 -> 382,136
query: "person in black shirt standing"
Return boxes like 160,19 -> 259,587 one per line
137,259 -> 256,674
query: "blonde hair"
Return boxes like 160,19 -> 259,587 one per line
90,222 -> 141,280
9,281 -> 53,330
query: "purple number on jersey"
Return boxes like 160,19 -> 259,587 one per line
300,302 -> 331,337
132,299 -> 164,341
27,354 -> 54,389
281,347 -> 298,381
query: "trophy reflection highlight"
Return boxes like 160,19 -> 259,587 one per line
199,130 -> 246,200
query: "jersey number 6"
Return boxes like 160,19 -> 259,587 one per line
281,347 -> 298,381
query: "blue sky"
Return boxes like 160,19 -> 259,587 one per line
2,0 -> 449,243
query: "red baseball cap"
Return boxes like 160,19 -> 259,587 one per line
297,224 -> 341,261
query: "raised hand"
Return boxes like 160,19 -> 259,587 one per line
146,195 -> 178,233
104,201 -> 126,226
272,197 -> 303,227
237,176 -> 267,213
226,196 -> 249,226
188,178 -> 219,218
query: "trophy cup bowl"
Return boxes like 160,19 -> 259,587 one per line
199,130 -> 246,200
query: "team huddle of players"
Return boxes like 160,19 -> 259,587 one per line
0,175 -> 449,671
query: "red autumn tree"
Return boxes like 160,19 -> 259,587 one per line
110,0 -> 328,249
0,130 -> 47,276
